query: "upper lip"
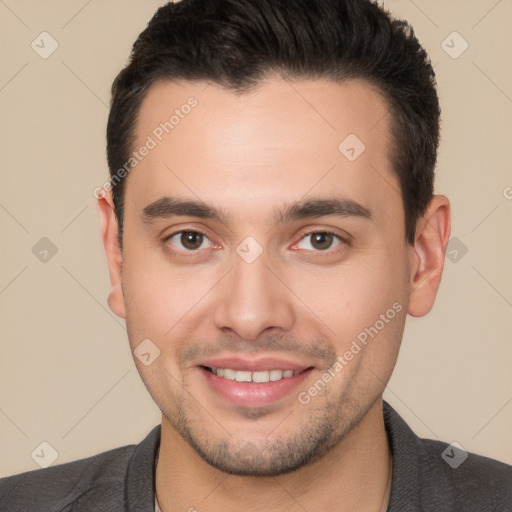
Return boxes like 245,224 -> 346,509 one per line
198,356 -> 314,372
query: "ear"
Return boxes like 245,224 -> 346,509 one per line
97,188 -> 126,319
408,195 -> 451,317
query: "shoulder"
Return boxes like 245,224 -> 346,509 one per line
419,437 -> 512,509
383,401 -> 512,511
0,443 -> 136,512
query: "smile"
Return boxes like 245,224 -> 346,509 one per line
199,364 -> 314,408
206,367 -> 302,383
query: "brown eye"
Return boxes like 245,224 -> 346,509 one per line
181,231 -> 204,250
167,231 -> 210,251
310,232 -> 334,250
295,231 -> 342,251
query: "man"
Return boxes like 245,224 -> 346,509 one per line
1,0 -> 510,510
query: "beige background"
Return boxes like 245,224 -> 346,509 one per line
1,0 -> 511,477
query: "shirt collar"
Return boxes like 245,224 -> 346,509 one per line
124,401 -> 421,511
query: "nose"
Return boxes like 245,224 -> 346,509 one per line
212,251 -> 295,341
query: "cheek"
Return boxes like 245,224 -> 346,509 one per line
121,260 -> 200,391
120,244 -> 177,347
286,249 -> 409,343
121,244 -> 222,353
296,255 -> 408,396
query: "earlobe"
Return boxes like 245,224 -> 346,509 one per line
97,188 -> 126,319
408,195 -> 451,317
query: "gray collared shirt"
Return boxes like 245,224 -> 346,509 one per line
1,402 -> 511,511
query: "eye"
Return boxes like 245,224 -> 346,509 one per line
294,231 -> 343,251
166,231 -> 214,251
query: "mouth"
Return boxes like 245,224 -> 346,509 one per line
197,359 -> 315,408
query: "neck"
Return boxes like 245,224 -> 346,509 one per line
155,399 -> 392,512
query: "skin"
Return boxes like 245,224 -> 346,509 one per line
98,77 -> 450,511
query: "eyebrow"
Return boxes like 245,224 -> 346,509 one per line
278,198 -> 373,223
141,195 -> 373,225
142,197 -> 230,224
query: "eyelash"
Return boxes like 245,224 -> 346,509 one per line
164,230 -> 219,255
163,229 -> 349,255
292,230 -> 348,253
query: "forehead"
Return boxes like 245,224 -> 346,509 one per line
126,77 -> 400,226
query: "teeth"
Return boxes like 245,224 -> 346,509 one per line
252,370 -> 270,383
269,369 -> 283,381
235,371 -> 252,382
211,367 -> 300,383
223,369 -> 236,380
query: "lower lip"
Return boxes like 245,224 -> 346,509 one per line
199,367 -> 314,408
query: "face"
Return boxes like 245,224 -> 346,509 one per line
106,77 -> 416,476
